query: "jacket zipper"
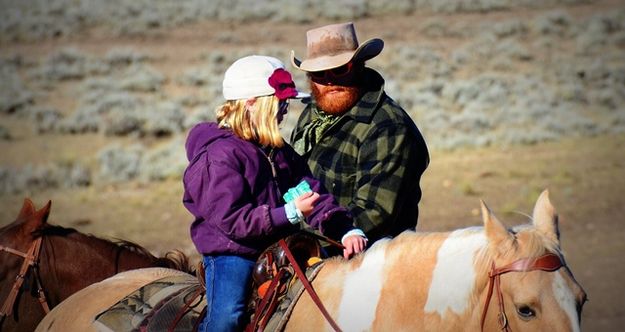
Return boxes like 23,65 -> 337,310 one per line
264,147 -> 282,199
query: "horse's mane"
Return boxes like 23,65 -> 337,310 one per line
481,223 -> 561,260
32,224 -> 194,274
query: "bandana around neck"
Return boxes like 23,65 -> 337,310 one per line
292,107 -> 341,155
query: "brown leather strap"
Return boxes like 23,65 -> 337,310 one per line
279,239 -> 342,332
167,286 -> 204,332
480,253 -> 563,332
0,237 -> 49,317
301,230 -> 346,250
248,268 -> 287,332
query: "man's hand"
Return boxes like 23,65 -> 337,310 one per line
342,235 -> 367,259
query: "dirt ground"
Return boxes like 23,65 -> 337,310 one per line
2,2 -> 625,330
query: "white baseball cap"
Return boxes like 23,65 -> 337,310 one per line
222,55 -> 309,100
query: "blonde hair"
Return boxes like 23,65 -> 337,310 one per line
216,95 -> 284,148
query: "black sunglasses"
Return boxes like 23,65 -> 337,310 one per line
309,62 -> 354,80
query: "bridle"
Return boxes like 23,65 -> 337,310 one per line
0,237 -> 51,321
480,253 -> 564,332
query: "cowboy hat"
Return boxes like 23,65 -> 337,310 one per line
291,22 -> 384,72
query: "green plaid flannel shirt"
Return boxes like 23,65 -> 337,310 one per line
291,69 -> 429,243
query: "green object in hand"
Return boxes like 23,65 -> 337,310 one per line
283,180 -> 312,203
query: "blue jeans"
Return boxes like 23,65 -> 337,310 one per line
200,255 -> 255,332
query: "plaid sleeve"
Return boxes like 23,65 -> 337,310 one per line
348,122 -> 417,237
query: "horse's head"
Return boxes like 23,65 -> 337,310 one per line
0,198 -> 51,251
0,199 -> 52,330
480,190 -> 587,332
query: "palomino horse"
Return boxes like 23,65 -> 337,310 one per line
36,190 -> 586,331
0,199 -> 192,332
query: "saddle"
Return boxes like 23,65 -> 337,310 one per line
92,233 -> 323,332
94,273 -> 205,332
246,232 -> 322,332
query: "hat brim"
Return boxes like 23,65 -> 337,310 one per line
293,90 -> 310,99
291,38 -> 384,72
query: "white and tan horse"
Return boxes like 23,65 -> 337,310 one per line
36,190 -> 586,331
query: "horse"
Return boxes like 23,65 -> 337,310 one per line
0,198 -> 193,332
35,190 -> 587,331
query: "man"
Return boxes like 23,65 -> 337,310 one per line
290,22 -> 429,245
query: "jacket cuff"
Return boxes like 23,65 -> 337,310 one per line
270,206 -> 291,229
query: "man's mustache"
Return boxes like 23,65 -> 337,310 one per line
322,87 -> 348,93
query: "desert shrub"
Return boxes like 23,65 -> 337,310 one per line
118,64 -> 165,92
0,0 -> 87,42
101,108 -> 143,136
608,111 -> 625,134
555,81 -> 588,103
532,10 -> 573,37
140,137 -> 187,181
59,91 -> 142,134
450,111 -> 493,132
494,127 -> 559,146
415,0 -> 510,13
140,101 -> 186,137
576,29 -> 608,55
590,89 -> 623,111
442,75 -> 511,108
0,125 -> 10,140
0,66 -> 34,114
0,0 -> 609,41
105,47 -> 150,68
98,144 -> 144,182
367,0 -> 414,15
184,105 -> 217,130
494,40 -> 533,62
0,162 -> 91,194
490,19 -> 529,38
179,66 -> 221,87
30,107 -> 64,134
384,45 -> 453,81
29,47 -> 110,82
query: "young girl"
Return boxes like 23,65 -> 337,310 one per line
182,55 -> 367,332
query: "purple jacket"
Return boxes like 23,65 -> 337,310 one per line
183,122 -> 353,258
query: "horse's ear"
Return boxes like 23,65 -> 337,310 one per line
17,198 -> 36,221
481,200 -> 510,245
35,200 -> 52,225
532,190 -> 560,245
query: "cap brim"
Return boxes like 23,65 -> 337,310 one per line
294,91 -> 310,99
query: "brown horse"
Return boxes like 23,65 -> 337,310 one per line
36,190 -> 587,331
0,199 -> 192,332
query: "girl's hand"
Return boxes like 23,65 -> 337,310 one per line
294,191 -> 320,217
342,235 -> 367,259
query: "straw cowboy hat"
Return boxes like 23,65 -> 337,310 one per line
291,22 -> 384,72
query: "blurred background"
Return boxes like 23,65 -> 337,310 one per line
1,0 -> 624,330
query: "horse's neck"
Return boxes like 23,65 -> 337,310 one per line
324,229 -> 490,330
41,233 -> 157,296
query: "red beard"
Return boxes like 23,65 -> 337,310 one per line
310,83 -> 361,116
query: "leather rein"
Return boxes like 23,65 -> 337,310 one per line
480,253 -> 564,332
0,237 -> 51,320
277,238 -> 343,332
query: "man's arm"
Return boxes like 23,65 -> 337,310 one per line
348,123 -> 425,242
